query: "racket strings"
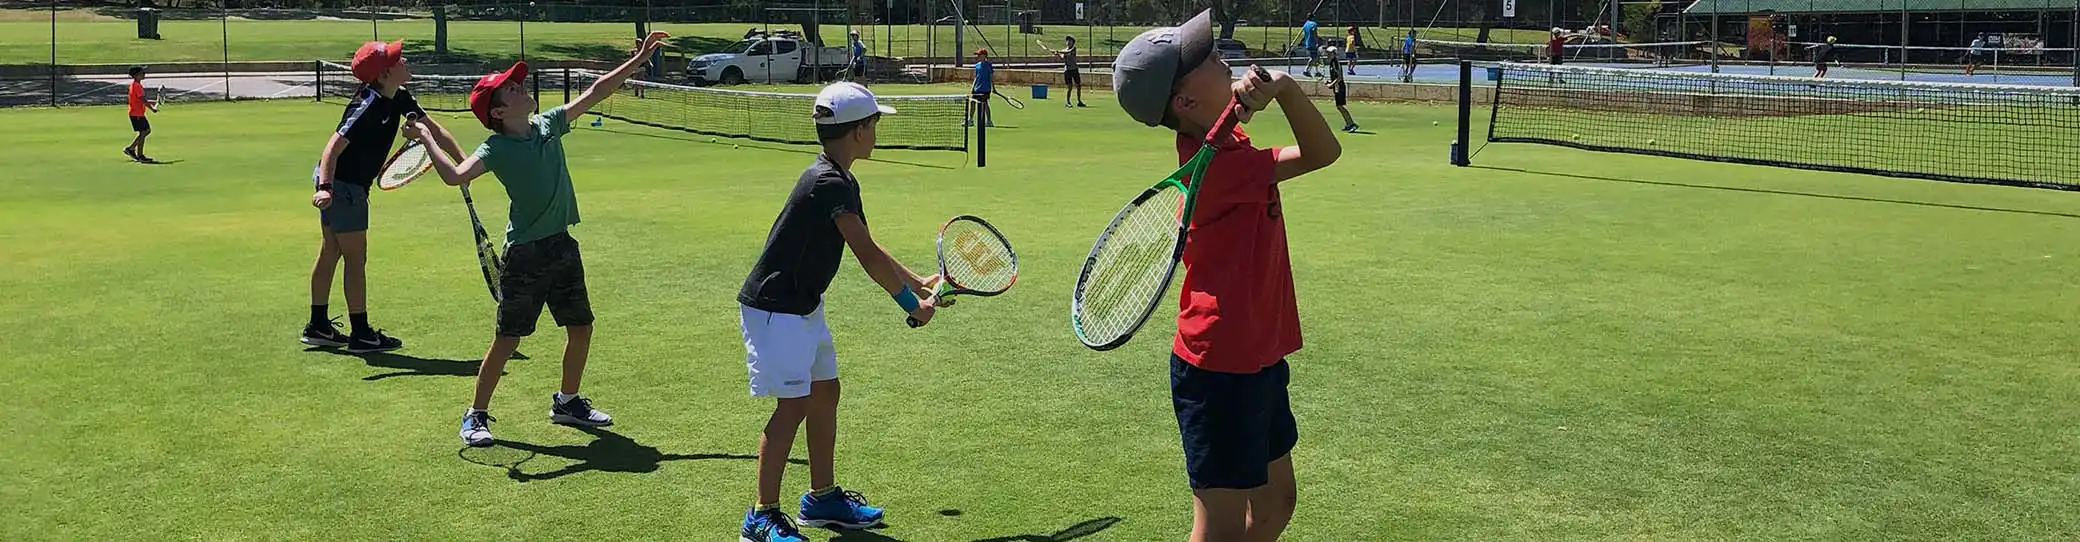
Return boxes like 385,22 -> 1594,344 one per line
941,224 -> 1016,292
1077,186 -> 1187,341
381,145 -> 432,188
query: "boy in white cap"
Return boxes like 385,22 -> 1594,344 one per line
1112,8 -> 1340,542
733,81 -> 943,542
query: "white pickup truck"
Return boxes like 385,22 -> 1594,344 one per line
687,34 -> 852,85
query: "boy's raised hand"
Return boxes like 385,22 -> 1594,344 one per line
638,31 -> 671,56
1232,65 -> 1294,120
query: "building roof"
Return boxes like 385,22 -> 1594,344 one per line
1686,0 -> 2080,16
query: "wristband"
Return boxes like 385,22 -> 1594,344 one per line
893,288 -> 921,313
316,182 -> 333,191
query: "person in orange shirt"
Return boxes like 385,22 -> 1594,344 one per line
124,66 -> 160,162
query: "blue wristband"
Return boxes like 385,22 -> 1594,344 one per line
893,288 -> 921,313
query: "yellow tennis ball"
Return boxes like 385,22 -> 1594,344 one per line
1431,121 -> 1439,126
1572,134 -> 1581,140
733,144 -> 741,149
1647,139 -> 1656,145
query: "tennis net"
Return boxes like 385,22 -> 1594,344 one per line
1418,39 -> 1710,68
317,61 -> 543,114
568,71 -> 969,152
1473,62 -> 2080,191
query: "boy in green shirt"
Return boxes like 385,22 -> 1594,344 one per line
411,31 -> 671,447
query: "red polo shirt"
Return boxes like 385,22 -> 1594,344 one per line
1171,125 -> 1302,374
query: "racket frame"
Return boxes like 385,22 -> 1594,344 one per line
908,214 -> 1018,328
992,89 -> 1027,110
460,183 -> 505,303
378,112 -> 433,191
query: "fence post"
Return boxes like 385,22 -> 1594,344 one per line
1451,60 -> 1471,167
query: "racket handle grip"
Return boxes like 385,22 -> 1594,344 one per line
906,316 -> 923,328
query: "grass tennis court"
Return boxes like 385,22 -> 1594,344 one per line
4,88 -> 2078,540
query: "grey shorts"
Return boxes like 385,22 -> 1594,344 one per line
318,179 -> 371,234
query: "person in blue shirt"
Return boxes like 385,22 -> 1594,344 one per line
1965,35 -> 1987,76
1401,30 -> 1418,82
849,30 -> 868,80
968,49 -> 994,128
1301,19 -> 1320,76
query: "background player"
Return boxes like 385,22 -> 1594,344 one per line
123,66 -> 159,162
1050,36 -> 1087,107
968,49 -> 995,127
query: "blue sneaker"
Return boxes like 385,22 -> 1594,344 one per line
799,487 -> 885,529
459,410 -> 495,447
740,507 -> 807,542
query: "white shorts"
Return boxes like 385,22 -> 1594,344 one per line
740,303 -> 838,399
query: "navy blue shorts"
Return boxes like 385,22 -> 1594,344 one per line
1171,355 -> 1297,490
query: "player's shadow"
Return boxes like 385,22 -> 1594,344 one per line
303,346 -> 489,381
971,516 -> 1123,541
1476,165 -> 2080,220
461,426 -> 805,482
135,159 -> 185,165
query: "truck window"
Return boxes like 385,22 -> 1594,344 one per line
775,41 -> 798,55
748,41 -> 774,56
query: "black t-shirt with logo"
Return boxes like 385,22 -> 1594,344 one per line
327,86 -> 425,187
739,154 -> 867,315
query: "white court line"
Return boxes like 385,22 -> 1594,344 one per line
268,81 -> 316,98
169,79 -> 226,99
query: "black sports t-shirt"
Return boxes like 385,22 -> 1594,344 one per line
324,86 -> 426,187
1063,45 -> 1078,72
738,154 -> 866,315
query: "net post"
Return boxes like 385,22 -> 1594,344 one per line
314,60 -> 322,102
532,66 -> 542,113
977,108 -> 988,168
1450,60 -> 1471,167
563,68 -> 572,105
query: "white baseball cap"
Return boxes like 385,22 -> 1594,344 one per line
813,82 -> 896,125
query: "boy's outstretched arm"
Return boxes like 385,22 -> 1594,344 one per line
567,31 -> 671,120
405,123 -> 486,186
1249,68 -> 1342,182
834,213 -> 938,325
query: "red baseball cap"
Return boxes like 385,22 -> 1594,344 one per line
974,49 -> 989,57
469,62 -> 530,129
350,41 -> 404,84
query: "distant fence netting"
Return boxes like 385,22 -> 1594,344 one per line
1477,62 -> 2080,191
571,69 -> 969,151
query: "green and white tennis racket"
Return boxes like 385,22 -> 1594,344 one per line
1070,78 -> 1260,351
908,215 -> 1018,328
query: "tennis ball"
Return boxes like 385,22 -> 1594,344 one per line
733,144 -> 741,149
1646,139 -> 1656,145
1431,121 -> 1439,126
1916,107 -> 1926,113
709,137 -> 719,143
1572,134 -> 1581,140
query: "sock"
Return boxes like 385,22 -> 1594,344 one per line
466,407 -> 485,415
754,502 -> 780,512
555,392 -> 577,404
349,312 -> 372,336
309,305 -> 329,327
811,486 -> 839,498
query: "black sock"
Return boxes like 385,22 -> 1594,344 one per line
310,305 -> 328,327
350,312 -> 372,337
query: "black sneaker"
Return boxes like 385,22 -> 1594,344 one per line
1076,102 -> 1088,107
550,394 -> 614,427
345,329 -> 403,353
301,317 -> 350,347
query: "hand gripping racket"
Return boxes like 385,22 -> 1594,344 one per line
908,215 -> 1018,328
377,113 -> 434,191
1069,67 -> 1266,350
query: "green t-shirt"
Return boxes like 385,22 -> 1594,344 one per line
473,105 -> 579,246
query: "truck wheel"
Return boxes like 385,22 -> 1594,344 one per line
722,67 -> 745,85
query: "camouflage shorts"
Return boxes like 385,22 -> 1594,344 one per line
496,232 -> 593,337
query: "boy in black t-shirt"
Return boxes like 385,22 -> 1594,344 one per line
302,41 -> 464,352
733,81 -> 943,542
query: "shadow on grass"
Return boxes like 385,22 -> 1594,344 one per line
1475,165 -> 2080,220
459,426 -> 806,482
303,346 -> 488,380
972,517 -> 1123,542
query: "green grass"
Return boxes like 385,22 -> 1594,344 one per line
4,88 -> 2080,540
2,8 -> 1549,66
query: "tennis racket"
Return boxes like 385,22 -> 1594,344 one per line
1069,68 -> 1265,351
992,90 -> 1026,110
377,114 -> 433,191
461,183 -> 505,303
907,215 -> 1019,328
1036,39 -> 1058,54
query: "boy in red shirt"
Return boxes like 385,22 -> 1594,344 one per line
124,66 -> 159,162
1111,9 -> 1341,542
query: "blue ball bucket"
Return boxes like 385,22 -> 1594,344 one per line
1032,84 -> 1049,100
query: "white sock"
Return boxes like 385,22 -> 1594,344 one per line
466,408 -> 485,415
555,392 -> 577,404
